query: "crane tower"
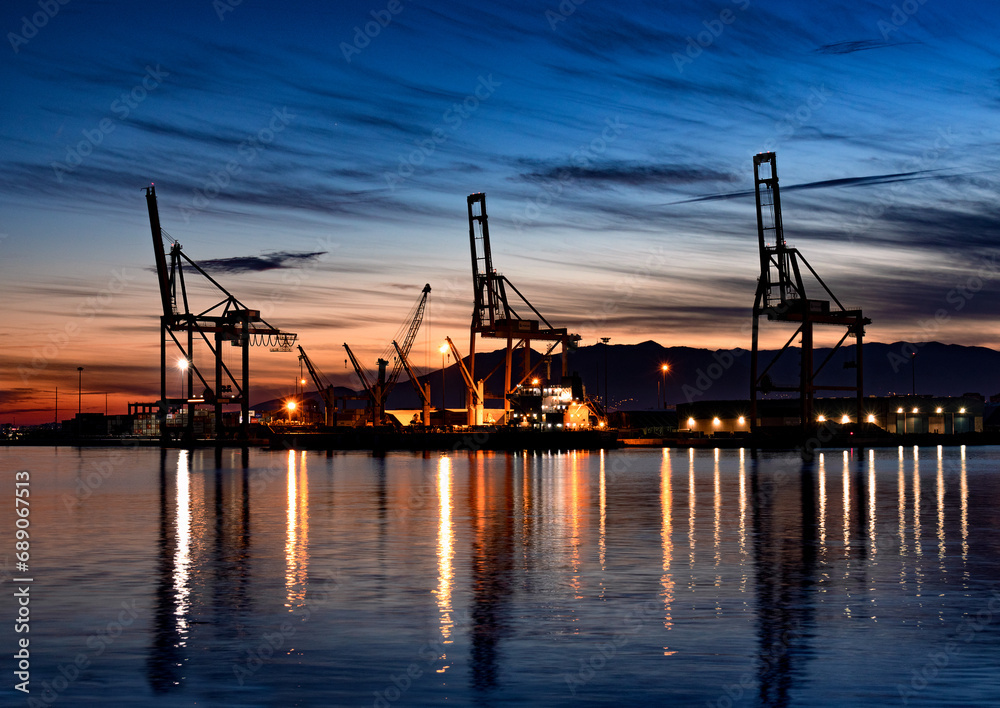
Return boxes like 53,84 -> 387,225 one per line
749,153 -> 871,433
467,192 -> 581,424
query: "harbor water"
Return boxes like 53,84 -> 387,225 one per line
2,445 -> 999,707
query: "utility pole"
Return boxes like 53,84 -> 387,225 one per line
601,338 -> 610,412
77,367 -> 83,416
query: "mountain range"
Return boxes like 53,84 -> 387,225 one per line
257,341 -> 1000,412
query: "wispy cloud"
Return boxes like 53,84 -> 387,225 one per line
815,39 -> 916,54
668,170 -> 942,205
194,250 -> 328,274
517,160 -> 737,188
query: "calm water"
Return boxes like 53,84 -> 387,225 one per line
2,445 -> 999,707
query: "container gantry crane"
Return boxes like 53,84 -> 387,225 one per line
145,184 -> 296,443
749,153 -> 871,434
467,193 -> 581,424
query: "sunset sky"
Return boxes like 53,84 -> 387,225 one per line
2,0 -> 999,424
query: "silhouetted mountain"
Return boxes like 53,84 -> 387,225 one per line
386,341 -> 1000,411
260,342 -> 1000,413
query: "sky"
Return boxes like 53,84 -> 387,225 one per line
2,0 -> 999,424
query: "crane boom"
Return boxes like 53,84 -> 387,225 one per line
297,345 -> 328,392
145,185 -> 175,320
298,345 -> 337,425
385,284 -> 431,394
445,336 -> 483,406
343,344 -> 373,395
392,340 -> 431,407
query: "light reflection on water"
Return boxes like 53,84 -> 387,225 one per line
173,449 -> 191,644
3,445 -> 1000,707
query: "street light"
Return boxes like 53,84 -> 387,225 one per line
177,359 -> 188,399
286,400 -> 296,423
77,366 -> 83,416
439,343 -> 449,410
660,364 -> 670,409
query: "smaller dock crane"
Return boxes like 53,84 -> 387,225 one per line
343,284 -> 431,426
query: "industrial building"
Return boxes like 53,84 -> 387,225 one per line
678,396 -> 984,436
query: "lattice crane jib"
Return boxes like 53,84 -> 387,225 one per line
385,284 -> 431,394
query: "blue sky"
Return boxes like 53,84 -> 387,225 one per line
2,0 -> 999,422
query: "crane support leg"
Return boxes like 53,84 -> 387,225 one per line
504,335 -> 513,419
215,330 -> 223,439
160,317 -> 168,444
800,316 -> 813,431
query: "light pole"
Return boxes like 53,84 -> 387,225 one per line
439,344 -> 449,410
661,364 -> 670,409
911,351 -> 916,397
77,367 -> 83,416
600,337 -> 610,412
